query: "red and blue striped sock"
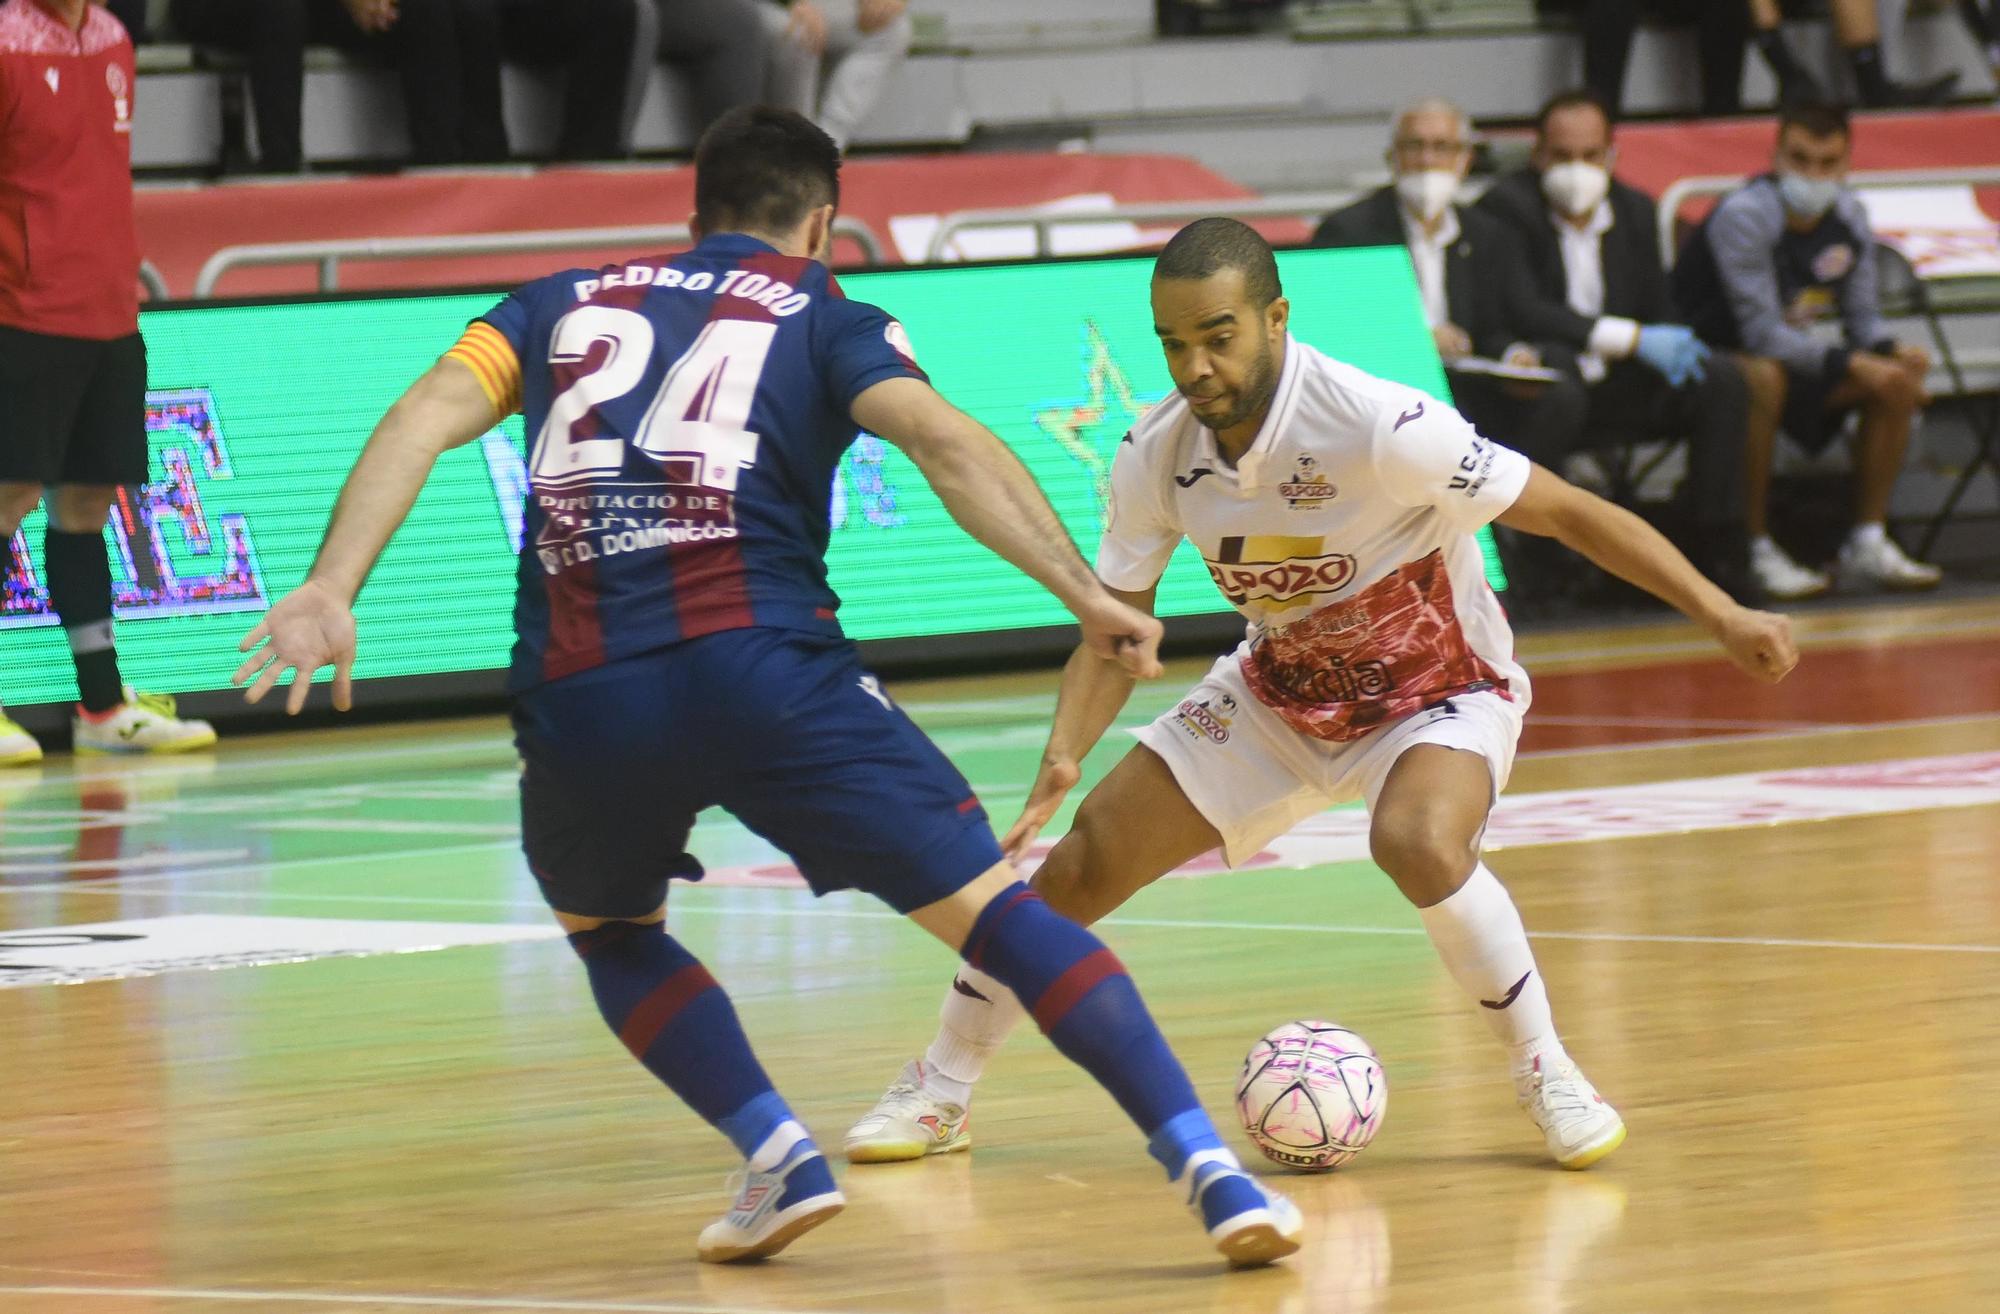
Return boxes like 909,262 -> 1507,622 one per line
962,883 -> 1228,1180
567,920 -> 811,1168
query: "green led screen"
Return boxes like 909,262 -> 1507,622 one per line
1,246 -> 1495,706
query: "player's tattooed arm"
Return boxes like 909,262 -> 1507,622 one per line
234,356 -> 496,713
1497,464 -> 1799,684
853,376 -> 1163,678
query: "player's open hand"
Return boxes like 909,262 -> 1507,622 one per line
1076,592 -> 1164,679
1001,756 -> 1082,865
234,579 -> 359,714
1714,605 -> 1797,684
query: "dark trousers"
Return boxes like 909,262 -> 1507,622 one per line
1582,0 -> 1751,118
655,0 -> 771,132
1452,369 -> 1590,475
172,0 -> 508,170
499,0 -> 640,160
1492,350 -> 1750,596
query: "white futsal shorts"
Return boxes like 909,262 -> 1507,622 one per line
1132,651 -> 1525,868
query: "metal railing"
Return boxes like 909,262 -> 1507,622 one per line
139,259 -> 169,302
1656,166 -> 2000,267
192,218 -> 889,298
920,192 -> 1364,264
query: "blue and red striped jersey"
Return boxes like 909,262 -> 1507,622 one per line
467,233 -> 926,690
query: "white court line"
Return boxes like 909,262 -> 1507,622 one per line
0,1286 -> 875,1314
1524,713 -> 1831,731
246,819 -> 521,837
1515,710 -> 2000,761
0,848 -> 252,876
1526,610 -> 2000,665
8,883 -> 1996,956
0,839 -> 519,894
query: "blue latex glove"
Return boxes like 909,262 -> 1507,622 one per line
1634,324 -> 1709,388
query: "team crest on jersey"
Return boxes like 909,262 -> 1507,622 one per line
1811,243 -> 1855,283
1277,453 -> 1338,510
1170,691 -> 1237,743
106,63 -> 131,129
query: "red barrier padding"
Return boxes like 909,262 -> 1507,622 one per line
141,152 -> 1308,300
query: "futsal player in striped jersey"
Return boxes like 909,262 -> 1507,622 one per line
233,109 -> 1303,1268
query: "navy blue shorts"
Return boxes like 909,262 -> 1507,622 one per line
513,628 -> 1003,919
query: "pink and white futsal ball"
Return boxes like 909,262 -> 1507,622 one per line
1235,1020 -> 1387,1171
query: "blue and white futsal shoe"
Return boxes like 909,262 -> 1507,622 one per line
1182,1150 -> 1304,1268
696,1137 -> 846,1263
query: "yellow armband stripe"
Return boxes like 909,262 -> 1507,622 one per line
446,322 -> 524,418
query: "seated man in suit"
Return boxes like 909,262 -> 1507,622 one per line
1313,98 -> 1586,470
1477,90 -> 1751,594
1675,102 -> 1940,598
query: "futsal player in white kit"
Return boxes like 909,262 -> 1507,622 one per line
847,218 -> 1799,1170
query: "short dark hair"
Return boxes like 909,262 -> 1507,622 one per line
1536,88 -> 1613,137
1153,218 -> 1282,307
694,106 -> 841,237
1778,101 -> 1851,143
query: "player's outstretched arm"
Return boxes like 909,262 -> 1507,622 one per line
1496,464 -> 1799,683
234,357 -> 498,713
1003,582 -> 1159,861
853,376 -> 1163,679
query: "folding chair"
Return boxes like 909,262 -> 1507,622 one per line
1872,241 -> 2000,559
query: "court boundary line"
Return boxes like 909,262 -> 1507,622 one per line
0,1285 -> 874,1314
13,719 -> 2000,890
4,884 -> 1995,956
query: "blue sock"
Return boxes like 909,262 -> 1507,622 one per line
567,920 -> 805,1163
962,884 -> 1224,1180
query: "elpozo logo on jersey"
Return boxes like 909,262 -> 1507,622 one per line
1206,534 -> 1357,609
1276,452 -> 1338,510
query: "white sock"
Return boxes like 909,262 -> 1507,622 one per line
922,964 -> 1028,1101
746,1118 -> 810,1172
1417,863 -> 1563,1079
1848,521 -> 1887,548
1749,534 -> 1778,553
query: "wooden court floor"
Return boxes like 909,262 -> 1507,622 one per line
3,597 -> 1998,1313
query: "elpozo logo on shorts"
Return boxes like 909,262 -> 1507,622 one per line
1170,692 -> 1237,743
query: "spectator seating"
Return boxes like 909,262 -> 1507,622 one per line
127,0 -> 1998,181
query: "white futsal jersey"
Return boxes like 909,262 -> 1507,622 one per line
1098,336 -> 1533,742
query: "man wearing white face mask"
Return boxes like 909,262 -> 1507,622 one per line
1674,103 -> 1941,598
1477,90 -> 1751,598
1313,100 -> 1586,471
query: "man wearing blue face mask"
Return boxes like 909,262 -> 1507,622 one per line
1477,90 -> 1751,599
1674,103 -> 1941,599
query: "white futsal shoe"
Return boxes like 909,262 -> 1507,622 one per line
1837,531 -> 1942,592
696,1138 -> 846,1264
72,689 -> 217,755
844,1060 -> 972,1163
1749,537 -> 1830,602
1517,1055 -> 1626,1170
